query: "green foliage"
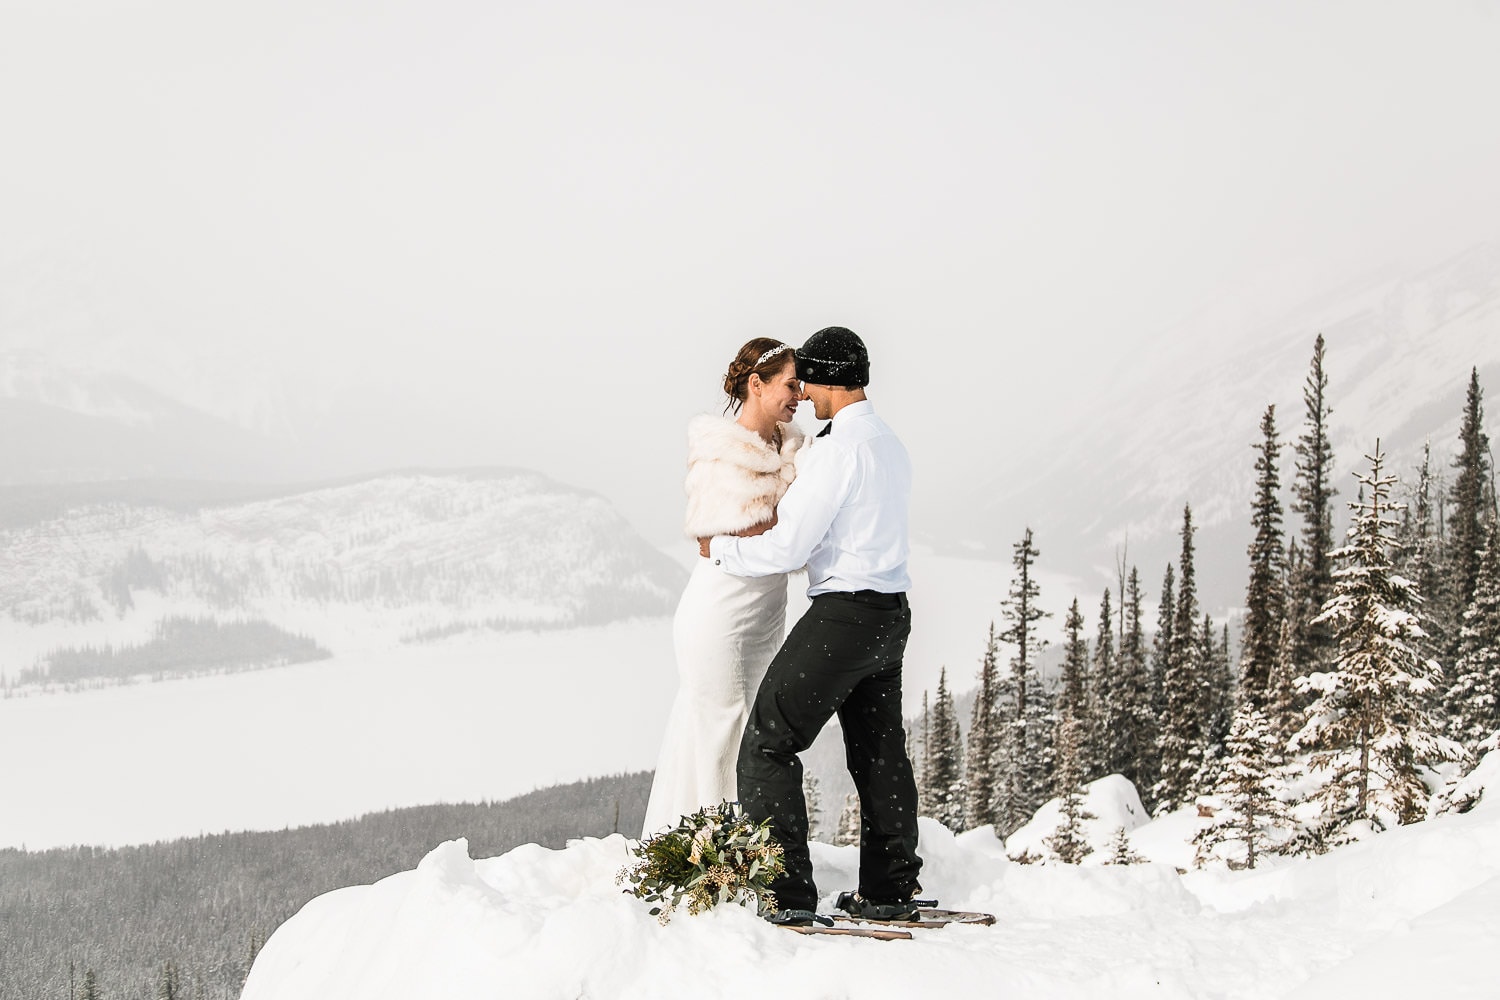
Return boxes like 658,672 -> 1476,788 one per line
0,772 -> 649,1000
618,802 -> 786,922
15,617 -> 329,689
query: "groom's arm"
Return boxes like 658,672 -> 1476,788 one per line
705,445 -> 849,577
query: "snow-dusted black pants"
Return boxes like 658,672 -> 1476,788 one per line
736,590 -> 922,913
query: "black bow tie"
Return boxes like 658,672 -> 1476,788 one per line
817,423 -> 832,438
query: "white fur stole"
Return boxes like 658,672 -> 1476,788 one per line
681,415 -> 807,538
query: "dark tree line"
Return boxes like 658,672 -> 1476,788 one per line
0,772 -> 650,1000
914,338 -> 1498,865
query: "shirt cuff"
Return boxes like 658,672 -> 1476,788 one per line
708,535 -> 730,569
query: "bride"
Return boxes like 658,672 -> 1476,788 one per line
641,337 -> 808,836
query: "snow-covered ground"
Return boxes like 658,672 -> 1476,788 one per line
0,549 -> 1058,849
241,767 -> 1500,1000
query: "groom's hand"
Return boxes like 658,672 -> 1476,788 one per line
697,537 -> 712,558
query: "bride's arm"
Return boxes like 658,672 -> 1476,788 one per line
697,510 -> 776,557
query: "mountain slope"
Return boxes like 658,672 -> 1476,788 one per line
949,243 -> 1500,611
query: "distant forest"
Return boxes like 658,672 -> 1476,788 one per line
0,772 -> 651,1000
7,617 -> 330,692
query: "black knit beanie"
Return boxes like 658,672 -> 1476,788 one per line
795,326 -> 869,387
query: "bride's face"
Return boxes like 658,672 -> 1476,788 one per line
753,360 -> 805,424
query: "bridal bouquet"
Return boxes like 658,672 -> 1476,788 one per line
619,801 -> 786,923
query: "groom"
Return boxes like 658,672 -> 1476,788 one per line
699,326 -> 924,923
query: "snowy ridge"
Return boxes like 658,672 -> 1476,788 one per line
242,766 -> 1500,1000
0,469 -> 686,677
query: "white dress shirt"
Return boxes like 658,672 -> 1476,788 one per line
709,400 -> 911,596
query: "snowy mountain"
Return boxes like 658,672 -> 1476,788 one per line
947,243 -> 1500,613
241,756 -> 1500,999
0,349 -> 308,484
0,469 -> 687,684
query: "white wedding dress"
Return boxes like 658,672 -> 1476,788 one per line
641,415 -> 805,837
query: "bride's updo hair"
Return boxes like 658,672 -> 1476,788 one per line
722,337 -> 793,414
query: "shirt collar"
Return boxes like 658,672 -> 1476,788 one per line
829,399 -> 874,432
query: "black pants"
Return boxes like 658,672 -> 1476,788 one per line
736,590 -> 922,912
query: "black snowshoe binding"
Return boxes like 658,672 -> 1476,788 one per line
834,891 -> 938,923
765,908 -> 834,927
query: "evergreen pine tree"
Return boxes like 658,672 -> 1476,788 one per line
1140,564 -> 1175,808
1445,513 -> 1500,751
1151,563 -> 1176,722
1117,566 -> 1156,796
81,968 -> 100,1000
803,772 -> 823,842
998,527 -> 1048,725
994,527 -> 1052,834
1103,825 -> 1145,865
1292,442 -> 1464,833
1449,369 -> 1492,601
1442,368 -> 1492,660
1045,715 -> 1096,864
1155,505 -> 1204,810
924,667 -> 966,832
1194,614 -> 1235,793
1057,598 -> 1090,730
964,623 -> 1003,829
157,960 -> 181,1000
1192,705 -> 1294,869
1242,404 -> 1287,706
1397,442 -> 1446,649
834,793 -> 861,847
1091,588 -> 1120,777
1292,333 -> 1338,671
1266,618 -> 1302,745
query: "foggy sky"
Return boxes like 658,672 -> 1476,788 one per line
3,0 -> 1500,545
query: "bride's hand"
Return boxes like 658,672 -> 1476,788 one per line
737,511 -> 778,537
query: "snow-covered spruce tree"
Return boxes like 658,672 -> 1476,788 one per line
1291,442 -> 1464,834
993,527 -> 1053,834
1441,368 -> 1492,663
1155,505 -> 1205,811
834,793 -> 861,847
1292,333 -> 1338,673
1151,563 -> 1176,721
964,622 -> 1003,830
924,667 -> 966,832
1103,825 -> 1145,865
1045,715 -> 1096,864
1056,598 -> 1091,744
1193,615 -> 1235,794
999,527 -> 1049,730
1445,513 -> 1500,751
1091,587 -> 1120,778
1138,563 -> 1174,809
158,960 -> 182,1000
1116,567 -> 1156,796
1242,404 -> 1287,707
1397,441 -> 1446,658
1266,619 -> 1303,745
1193,704 -> 1294,869
803,772 -> 822,842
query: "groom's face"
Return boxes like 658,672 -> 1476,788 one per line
804,383 -> 834,420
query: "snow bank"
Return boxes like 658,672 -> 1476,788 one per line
1003,773 -> 1151,862
243,800 -> 1500,1000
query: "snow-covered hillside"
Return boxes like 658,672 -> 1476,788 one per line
241,762 -> 1500,1000
951,243 -> 1500,611
0,470 -> 686,681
